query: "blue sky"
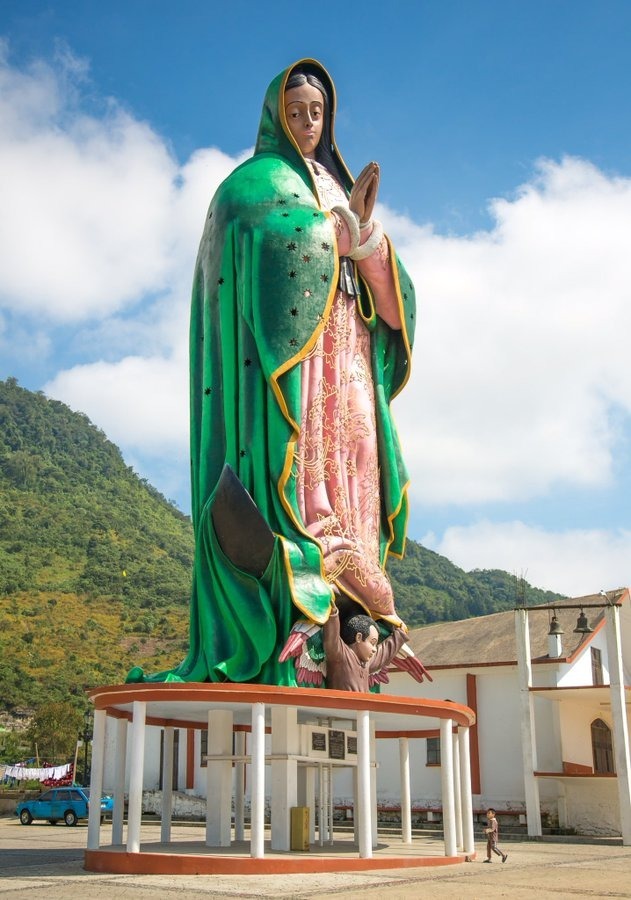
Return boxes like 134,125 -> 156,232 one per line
1,1 -> 631,595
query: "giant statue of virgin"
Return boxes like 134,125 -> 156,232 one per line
127,58 -> 421,688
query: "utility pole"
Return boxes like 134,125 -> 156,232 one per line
81,709 -> 93,786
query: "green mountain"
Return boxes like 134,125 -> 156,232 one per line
0,377 -> 561,712
0,377 -> 193,711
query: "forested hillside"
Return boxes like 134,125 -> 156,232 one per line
0,377 -> 561,712
0,377 -> 193,710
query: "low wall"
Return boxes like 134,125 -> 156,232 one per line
0,790 -> 39,817
564,779 -> 620,836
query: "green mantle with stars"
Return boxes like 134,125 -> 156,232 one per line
127,59 -> 416,687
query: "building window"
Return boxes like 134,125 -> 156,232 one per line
591,718 -> 615,774
591,647 -> 604,685
426,736 -> 441,766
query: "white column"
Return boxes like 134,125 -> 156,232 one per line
452,731 -> 463,850
352,767 -> 359,844
250,702 -> 266,859
440,717 -> 457,857
328,764 -> 334,845
605,604 -> 631,845
175,729 -> 182,791
357,709 -> 372,858
322,764 -> 330,842
458,727 -> 475,856
235,730 -> 246,841
271,706 -> 298,850
370,721 -> 378,849
305,766 -> 316,843
160,726 -> 174,844
317,764 -> 325,845
86,708 -> 106,850
126,700 -> 146,853
515,608 -> 542,836
399,737 -> 412,843
206,709 -> 233,847
111,716 -> 127,845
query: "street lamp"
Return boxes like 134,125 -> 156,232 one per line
81,709 -> 93,787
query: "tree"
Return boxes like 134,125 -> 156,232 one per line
4,450 -> 39,489
0,728 -> 29,764
25,701 -> 83,764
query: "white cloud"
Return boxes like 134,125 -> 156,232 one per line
423,520 -> 631,597
0,43 -> 241,324
45,355 -> 188,454
39,143 -> 246,475
386,156 -> 631,505
0,44 -> 244,500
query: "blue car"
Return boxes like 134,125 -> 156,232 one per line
16,786 -> 114,826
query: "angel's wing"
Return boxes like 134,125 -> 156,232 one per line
279,620 -> 327,687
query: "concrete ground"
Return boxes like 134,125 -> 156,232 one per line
1,818 -> 630,899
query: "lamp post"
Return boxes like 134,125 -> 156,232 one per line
81,709 -> 93,787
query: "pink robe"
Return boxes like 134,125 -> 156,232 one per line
295,160 -> 402,622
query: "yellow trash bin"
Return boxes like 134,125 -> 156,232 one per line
290,806 -> 310,851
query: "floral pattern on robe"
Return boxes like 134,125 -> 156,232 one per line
295,160 -> 401,619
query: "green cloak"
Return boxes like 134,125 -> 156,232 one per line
127,58 -> 416,687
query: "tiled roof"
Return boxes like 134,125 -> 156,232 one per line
405,589 -> 628,669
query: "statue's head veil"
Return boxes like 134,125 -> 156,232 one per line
255,58 -> 353,192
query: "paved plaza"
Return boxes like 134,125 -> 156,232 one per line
1,818 -> 630,899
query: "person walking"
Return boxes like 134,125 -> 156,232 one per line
484,808 -> 508,863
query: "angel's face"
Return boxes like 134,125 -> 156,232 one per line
352,625 -> 379,663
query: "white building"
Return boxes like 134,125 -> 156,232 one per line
378,588 -> 631,837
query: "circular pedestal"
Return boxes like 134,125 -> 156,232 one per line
84,682 -> 475,874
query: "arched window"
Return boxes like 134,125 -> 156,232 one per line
591,718 -> 615,774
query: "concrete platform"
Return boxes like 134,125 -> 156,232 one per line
1,818 -> 630,899
85,826 -> 470,874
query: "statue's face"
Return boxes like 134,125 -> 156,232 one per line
351,625 -> 379,663
284,82 -> 324,159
